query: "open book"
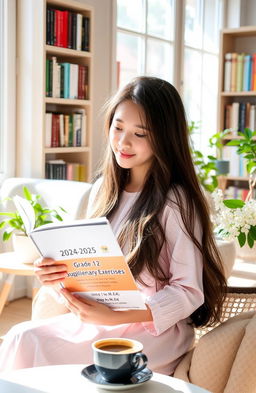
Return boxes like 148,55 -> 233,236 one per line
13,196 -> 146,310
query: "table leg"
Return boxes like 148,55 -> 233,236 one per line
0,274 -> 15,315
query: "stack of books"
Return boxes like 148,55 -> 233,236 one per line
224,52 -> 256,92
46,57 -> 88,99
46,7 -> 90,51
45,110 -> 87,148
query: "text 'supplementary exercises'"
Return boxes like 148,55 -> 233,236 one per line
13,196 -> 146,310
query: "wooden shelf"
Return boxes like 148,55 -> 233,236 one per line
45,97 -> 90,106
221,91 -> 256,97
44,147 -> 89,153
45,44 -> 92,58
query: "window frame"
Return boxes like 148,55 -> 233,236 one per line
113,0 -> 177,90
112,0 -> 226,151
0,0 -> 16,184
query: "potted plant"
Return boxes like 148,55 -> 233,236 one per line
0,186 -> 66,262
188,121 -> 218,193
212,128 -> 256,259
209,129 -> 231,176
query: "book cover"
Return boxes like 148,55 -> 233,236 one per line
29,217 -> 146,310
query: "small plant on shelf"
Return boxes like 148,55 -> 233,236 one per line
0,186 -> 66,241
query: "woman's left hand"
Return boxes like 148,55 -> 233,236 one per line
59,288 -> 118,325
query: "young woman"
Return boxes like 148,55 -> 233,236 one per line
0,76 -> 226,375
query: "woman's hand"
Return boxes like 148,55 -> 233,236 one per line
34,257 -> 68,286
59,288 -> 153,326
59,288 -> 118,325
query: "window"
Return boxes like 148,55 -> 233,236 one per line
115,0 -> 224,153
0,0 -> 16,183
183,0 -> 224,153
116,0 -> 175,87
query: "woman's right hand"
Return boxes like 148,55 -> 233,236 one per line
34,257 -> 68,286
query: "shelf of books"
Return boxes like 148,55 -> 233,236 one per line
218,26 -> 256,198
44,0 -> 93,182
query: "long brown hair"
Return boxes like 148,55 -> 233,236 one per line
90,76 -> 227,327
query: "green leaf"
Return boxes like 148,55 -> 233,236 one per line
223,199 -> 245,209
54,214 -> 63,221
226,140 -> 242,146
0,221 -> 6,229
207,155 -> 217,161
244,128 -> 253,139
23,186 -> 32,201
3,230 -> 13,241
238,232 -> 246,247
0,212 -> 16,218
247,233 -> 254,248
248,226 -> 256,241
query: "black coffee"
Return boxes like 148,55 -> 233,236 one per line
100,344 -> 133,353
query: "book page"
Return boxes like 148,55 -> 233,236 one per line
30,217 -> 146,310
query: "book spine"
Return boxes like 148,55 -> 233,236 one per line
51,113 -> 60,147
236,53 -> 244,92
238,102 -> 246,133
224,53 -> 232,92
68,115 -> 74,146
50,9 -> 55,45
231,102 -> 239,134
60,64 -> 65,98
46,59 -> 49,97
45,113 -> 52,147
68,12 -> 73,49
46,8 -> 51,45
82,16 -> 90,51
72,12 -> 77,50
63,11 -> 68,48
59,114 -> 65,147
64,115 -> 70,147
252,53 -> 256,91
231,53 -> 237,92
76,14 -> 83,51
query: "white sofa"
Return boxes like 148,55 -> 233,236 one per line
0,177 -> 92,253
0,177 -> 92,300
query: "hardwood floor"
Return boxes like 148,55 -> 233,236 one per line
0,297 -> 32,339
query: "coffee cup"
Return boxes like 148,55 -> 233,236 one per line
92,338 -> 148,383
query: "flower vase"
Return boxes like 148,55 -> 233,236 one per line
235,241 -> 256,262
12,233 -> 41,264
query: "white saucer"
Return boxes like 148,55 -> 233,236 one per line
81,364 -> 153,391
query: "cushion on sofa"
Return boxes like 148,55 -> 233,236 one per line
174,311 -> 256,393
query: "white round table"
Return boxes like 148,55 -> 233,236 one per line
0,364 -> 211,393
0,252 -> 39,314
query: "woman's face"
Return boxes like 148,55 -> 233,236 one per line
109,100 -> 154,178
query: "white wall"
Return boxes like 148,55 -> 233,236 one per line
242,0 -> 256,25
226,0 -> 256,27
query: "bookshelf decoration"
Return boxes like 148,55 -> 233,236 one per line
16,0 -> 93,182
44,0 -> 93,182
218,26 -> 256,199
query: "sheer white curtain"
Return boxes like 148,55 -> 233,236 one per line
0,0 -> 16,184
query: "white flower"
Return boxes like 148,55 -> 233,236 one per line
211,190 -> 256,248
